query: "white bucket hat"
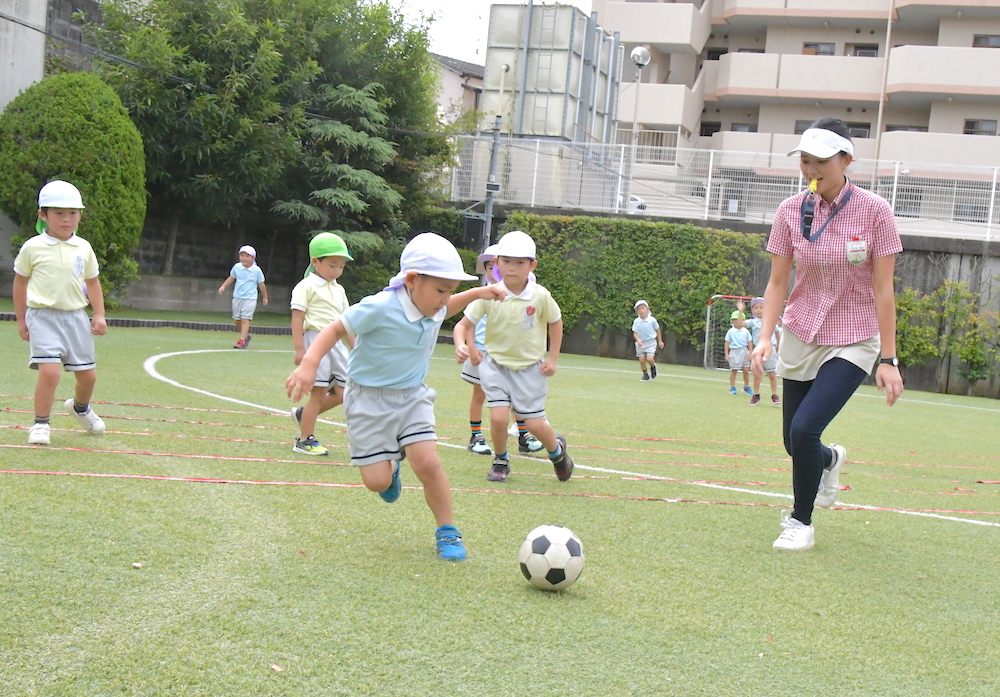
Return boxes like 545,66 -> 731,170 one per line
634,299 -> 648,310
494,230 -> 536,259
788,128 -> 854,158
384,232 -> 478,290
239,245 -> 257,257
38,180 -> 85,209
475,244 -> 500,274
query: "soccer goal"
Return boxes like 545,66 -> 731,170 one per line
704,294 -> 754,370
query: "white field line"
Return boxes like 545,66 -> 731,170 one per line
145,349 -> 1000,528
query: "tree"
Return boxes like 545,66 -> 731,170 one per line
0,72 -> 146,298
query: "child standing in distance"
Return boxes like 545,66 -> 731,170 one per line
741,298 -> 781,405
218,245 -> 268,348
289,233 -> 355,456
286,233 -> 506,561
454,229 -> 574,484
632,299 -> 664,381
13,180 -> 107,446
725,311 -> 754,395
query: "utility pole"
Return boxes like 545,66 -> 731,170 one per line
461,116 -> 503,266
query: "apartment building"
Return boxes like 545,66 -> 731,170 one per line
593,0 -> 1000,168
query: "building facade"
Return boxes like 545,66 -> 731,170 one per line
432,53 -> 484,124
593,0 -> 1000,167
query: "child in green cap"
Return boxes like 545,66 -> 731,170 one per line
289,232 -> 355,456
725,310 -> 754,395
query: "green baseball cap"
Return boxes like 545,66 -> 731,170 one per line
731,310 -> 744,320
309,232 -> 353,260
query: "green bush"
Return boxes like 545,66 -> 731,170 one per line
0,72 -> 146,300
501,212 -> 767,348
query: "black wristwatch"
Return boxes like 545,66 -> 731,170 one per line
880,356 -> 899,367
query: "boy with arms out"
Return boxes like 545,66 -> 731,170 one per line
454,230 -> 574,483
725,311 -> 754,395
289,233 -> 355,456
632,299 -> 664,381
286,233 -> 506,561
218,245 -> 268,348
14,181 -> 106,445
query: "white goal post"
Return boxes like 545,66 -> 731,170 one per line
704,294 -> 754,370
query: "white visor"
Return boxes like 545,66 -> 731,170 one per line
788,128 -> 854,158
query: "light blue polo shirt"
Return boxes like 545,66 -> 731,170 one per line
229,263 -> 264,299
632,315 -> 659,344
473,316 -> 487,352
745,317 -> 777,346
340,288 -> 446,389
725,326 -> 751,349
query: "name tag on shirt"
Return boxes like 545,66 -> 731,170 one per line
846,238 -> 867,265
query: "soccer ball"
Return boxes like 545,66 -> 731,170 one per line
518,525 -> 585,591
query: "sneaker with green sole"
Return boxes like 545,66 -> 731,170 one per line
292,436 -> 328,456
435,525 -> 467,561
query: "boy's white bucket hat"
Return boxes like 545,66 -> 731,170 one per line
475,244 -> 500,274
38,180 -> 85,209
494,230 -> 536,259
239,245 -> 257,257
385,232 -> 478,290
634,299 -> 649,310
788,128 -> 854,158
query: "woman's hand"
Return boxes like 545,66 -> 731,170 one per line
876,363 -> 903,406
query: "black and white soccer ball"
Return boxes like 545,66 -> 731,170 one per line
518,525 -> 585,591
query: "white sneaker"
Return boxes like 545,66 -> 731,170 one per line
28,422 -> 51,445
507,424 -> 519,437
64,398 -> 105,435
772,511 -> 815,551
815,444 -> 846,508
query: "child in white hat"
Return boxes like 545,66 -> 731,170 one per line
218,244 -> 268,348
632,299 -> 664,381
286,232 -> 506,561
13,181 -> 106,446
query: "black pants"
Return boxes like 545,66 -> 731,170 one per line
781,358 -> 868,525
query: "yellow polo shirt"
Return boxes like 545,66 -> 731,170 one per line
290,273 -> 349,332
465,280 -> 561,370
13,233 -> 99,311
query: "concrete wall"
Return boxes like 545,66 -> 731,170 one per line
121,274 -> 291,315
0,0 -> 47,113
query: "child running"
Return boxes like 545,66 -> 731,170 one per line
289,232 -> 355,456
13,180 -> 106,445
454,229 -> 574,483
286,232 -> 506,561
632,299 -> 664,381
740,298 -> 781,405
218,244 -> 268,348
725,310 -> 754,395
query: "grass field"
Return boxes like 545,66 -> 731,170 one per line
1,321 -> 999,696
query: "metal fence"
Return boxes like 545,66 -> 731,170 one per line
446,134 -> 1000,241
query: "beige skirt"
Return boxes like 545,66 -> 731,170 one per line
776,329 -> 880,382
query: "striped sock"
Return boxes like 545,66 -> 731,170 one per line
517,420 -> 529,437
74,400 -> 90,414
34,415 -> 50,424
470,420 -> 482,437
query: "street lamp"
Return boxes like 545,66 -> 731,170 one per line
626,46 -> 650,212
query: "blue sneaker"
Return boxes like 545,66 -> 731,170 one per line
743,385 -> 754,396
379,460 -> 401,503
435,525 -> 467,561
729,386 -> 737,394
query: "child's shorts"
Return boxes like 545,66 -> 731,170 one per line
304,329 -> 348,389
478,354 -> 547,420
728,346 -> 750,370
26,307 -> 96,371
460,357 -> 481,385
635,340 -> 657,357
232,297 -> 257,320
762,346 -> 779,373
343,381 -> 437,467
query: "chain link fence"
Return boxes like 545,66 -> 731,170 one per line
446,134 -> 1000,241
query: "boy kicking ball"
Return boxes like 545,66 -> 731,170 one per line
13,181 -> 106,445
286,233 -> 506,561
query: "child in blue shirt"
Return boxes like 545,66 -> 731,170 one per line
725,311 -> 754,395
218,245 -> 268,348
740,297 -> 781,405
631,299 -> 664,381
286,233 -> 506,562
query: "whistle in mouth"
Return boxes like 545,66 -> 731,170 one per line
809,179 -> 818,193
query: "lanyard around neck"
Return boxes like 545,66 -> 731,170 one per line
800,183 -> 854,242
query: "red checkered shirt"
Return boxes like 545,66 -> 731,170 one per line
767,178 -> 902,346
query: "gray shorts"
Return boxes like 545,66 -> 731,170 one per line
232,297 -> 257,320
478,354 -> 547,420
460,357 -> 481,385
304,329 -> 348,388
635,341 -> 656,357
728,346 -> 750,370
26,307 -> 96,371
343,381 -> 437,467
762,346 -> 779,373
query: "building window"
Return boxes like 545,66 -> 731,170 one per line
700,121 -> 722,137
706,48 -> 728,61
845,122 -> 871,138
794,120 -> 812,135
847,44 -> 879,57
886,125 -> 928,132
964,119 -> 998,136
894,185 -> 922,218
802,42 -> 835,56
731,123 -> 758,133
738,48 -> 765,53
973,35 -> 1000,48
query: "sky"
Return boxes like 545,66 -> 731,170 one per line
387,0 -> 593,65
